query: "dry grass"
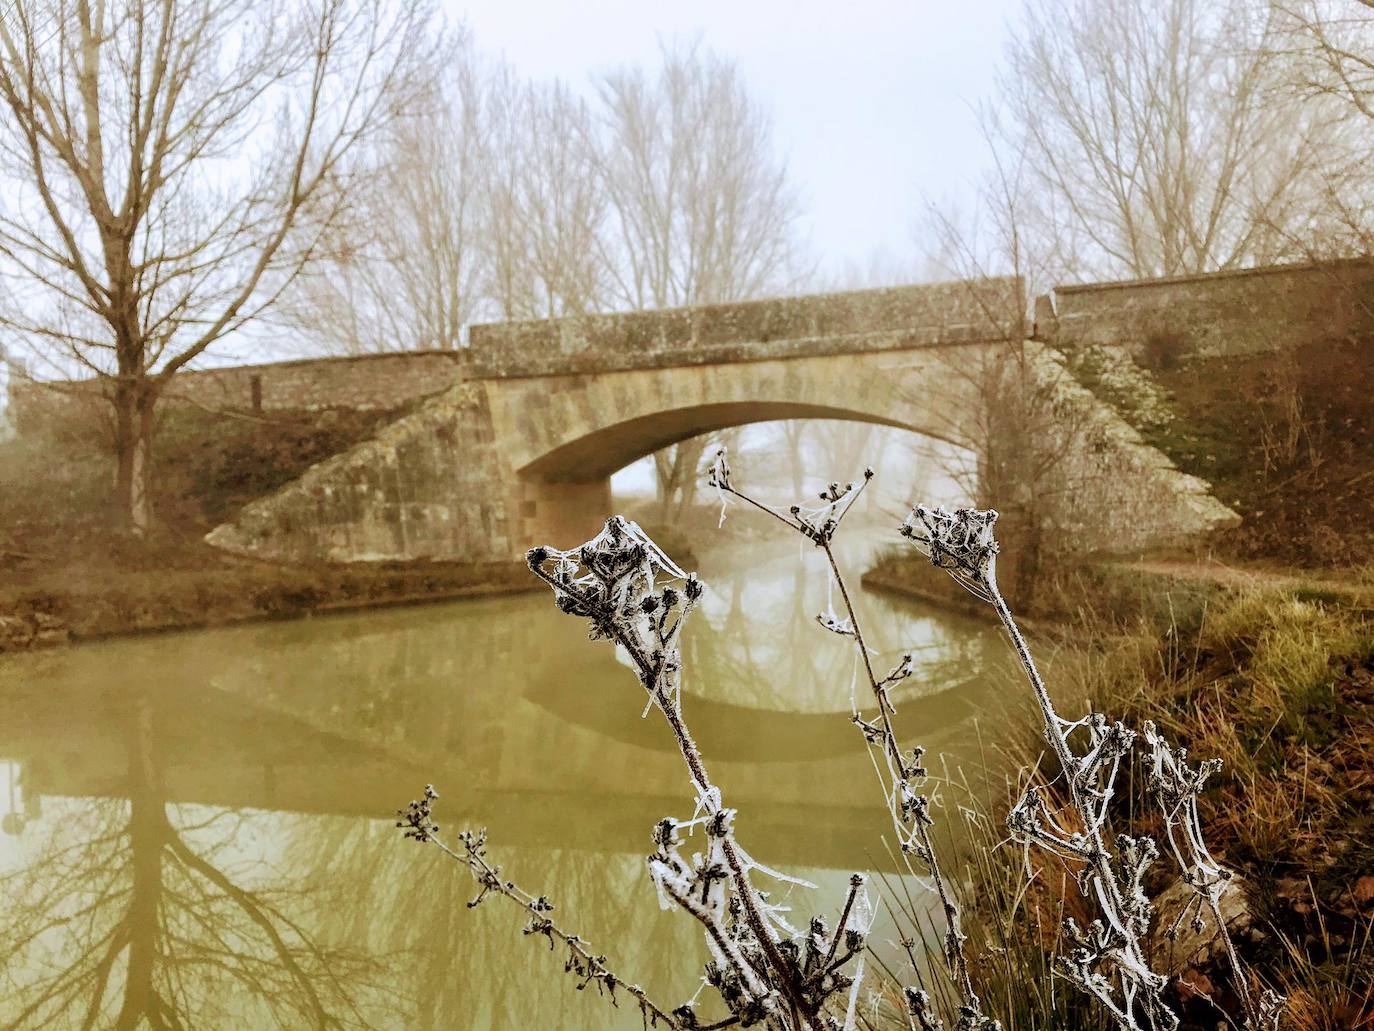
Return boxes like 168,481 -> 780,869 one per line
958,585 -> 1374,1029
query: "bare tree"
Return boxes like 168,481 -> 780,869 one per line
481,72 -> 608,320
0,0 -> 436,532
998,0 -> 1333,279
595,40 -> 801,310
1278,0 -> 1374,119
595,40 -> 805,518
279,29 -> 484,355
1270,0 -> 1374,255
918,135 -> 1112,605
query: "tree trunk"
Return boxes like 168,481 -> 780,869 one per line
110,376 -> 155,536
117,700 -> 164,1029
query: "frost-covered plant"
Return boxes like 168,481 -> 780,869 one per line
406,516 -> 880,1030
708,449 -> 998,1031
901,505 -> 1283,1031
1142,725 -> 1285,1031
394,469 -> 1282,1031
398,788 -> 682,1027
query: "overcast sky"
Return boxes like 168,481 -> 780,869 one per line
448,0 -> 1025,284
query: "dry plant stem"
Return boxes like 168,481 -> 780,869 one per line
713,472 -> 984,1018
437,838 -> 682,1028
1207,896 -> 1254,1019
822,877 -> 862,971
395,798 -> 684,1030
714,484 -> 898,755
1144,724 -> 1275,1029
993,568 -> 1277,1030
987,585 -> 1080,809
526,565 -> 818,1028
820,543 -> 978,1005
902,505 -> 1178,1030
988,582 -> 1166,1021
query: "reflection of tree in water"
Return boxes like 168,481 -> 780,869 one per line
286,809 -> 877,1030
0,699 -> 390,1029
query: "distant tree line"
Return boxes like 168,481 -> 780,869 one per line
0,4 -> 802,532
281,33 -> 804,355
276,33 -> 805,523
932,0 -> 1374,290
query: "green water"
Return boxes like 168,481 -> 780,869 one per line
0,540 -> 1012,1029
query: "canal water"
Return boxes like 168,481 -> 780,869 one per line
0,537 -> 1017,1029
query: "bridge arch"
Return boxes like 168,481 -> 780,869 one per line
520,401 -> 914,482
481,349 -> 981,549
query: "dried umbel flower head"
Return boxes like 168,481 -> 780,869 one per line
527,516 -> 701,710
710,446 -> 873,546
396,784 -> 439,842
900,506 -> 1000,601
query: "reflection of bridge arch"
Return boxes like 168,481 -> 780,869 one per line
0,657 -> 939,872
523,662 -> 986,764
207,278 -> 1234,564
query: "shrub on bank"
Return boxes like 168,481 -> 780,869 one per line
1002,589 -> 1374,1029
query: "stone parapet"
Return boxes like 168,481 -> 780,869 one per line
7,350 -> 467,432
466,278 -> 1025,378
1046,258 -> 1374,356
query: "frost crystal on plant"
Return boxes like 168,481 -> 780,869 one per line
525,514 -> 882,1029
902,501 -> 1282,1031
899,506 -> 999,601
527,516 -> 701,713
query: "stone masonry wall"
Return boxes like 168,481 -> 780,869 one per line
466,277 -> 1025,378
206,382 -> 515,563
10,262 -> 1369,433
6,351 -> 467,432
1045,258 -> 1374,356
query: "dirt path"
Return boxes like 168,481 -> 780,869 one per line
1114,558 -> 1368,600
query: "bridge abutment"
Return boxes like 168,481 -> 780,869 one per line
517,477 -> 614,555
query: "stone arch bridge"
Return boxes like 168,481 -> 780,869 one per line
206,277 -> 1235,564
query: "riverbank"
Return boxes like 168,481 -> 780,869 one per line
1070,333 -> 1374,569
0,537 -> 534,653
860,545 -> 1221,630
0,402 -> 572,654
1023,588 -> 1372,1027
866,544 -> 1374,1027
0,510 -> 710,656
863,543 -> 1374,626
